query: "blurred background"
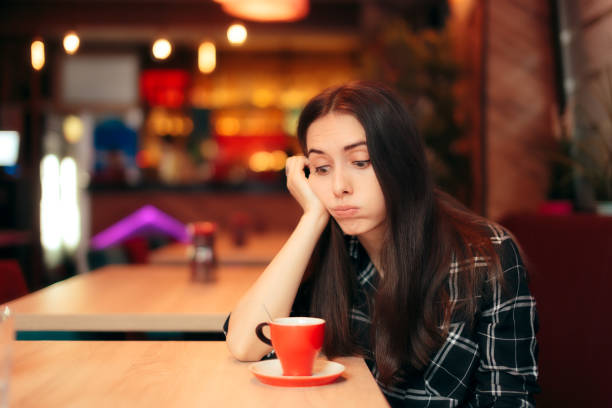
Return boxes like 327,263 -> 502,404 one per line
0,1 -> 611,405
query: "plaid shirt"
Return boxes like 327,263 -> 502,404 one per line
225,225 -> 539,407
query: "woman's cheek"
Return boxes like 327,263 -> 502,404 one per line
308,178 -> 326,203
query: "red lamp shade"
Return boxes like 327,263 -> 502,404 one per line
220,0 -> 309,22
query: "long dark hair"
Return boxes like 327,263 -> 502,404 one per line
297,81 -> 503,384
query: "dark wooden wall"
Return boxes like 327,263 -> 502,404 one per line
485,0 -> 557,220
577,0 -> 612,77
448,0 -> 487,215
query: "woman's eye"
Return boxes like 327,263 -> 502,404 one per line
353,160 -> 371,168
314,166 -> 330,175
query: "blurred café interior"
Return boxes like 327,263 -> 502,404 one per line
0,0 -> 611,407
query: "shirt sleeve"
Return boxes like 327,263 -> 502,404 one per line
222,314 -> 230,338
223,314 -> 276,360
467,236 -> 540,407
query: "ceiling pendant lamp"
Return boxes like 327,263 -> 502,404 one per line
218,0 -> 309,22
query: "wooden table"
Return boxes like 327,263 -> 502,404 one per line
149,230 -> 289,265
8,264 -> 262,332
10,341 -> 389,407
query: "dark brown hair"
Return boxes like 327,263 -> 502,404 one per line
297,81 -> 503,384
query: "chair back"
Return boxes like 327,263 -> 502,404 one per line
0,259 -> 28,303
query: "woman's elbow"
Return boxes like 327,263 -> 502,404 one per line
225,330 -> 262,362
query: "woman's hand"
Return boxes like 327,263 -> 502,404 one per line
285,155 -> 328,221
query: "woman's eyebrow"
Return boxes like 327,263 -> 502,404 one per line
343,141 -> 367,151
307,141 -> 367,157
306,148 -> 325,157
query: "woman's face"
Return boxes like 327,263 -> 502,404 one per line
306,112 -> 387,239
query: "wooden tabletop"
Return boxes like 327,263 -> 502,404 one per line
8,264 -> 263,332
149,230 -> 289,265
10,341 -> 390,407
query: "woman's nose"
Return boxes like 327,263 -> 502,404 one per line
332,167 -> 352,197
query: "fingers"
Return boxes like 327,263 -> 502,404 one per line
285,155 -> 320,214
285,155 -> 308,181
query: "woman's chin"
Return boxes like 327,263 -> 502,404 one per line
334,218 -> 368,236
334,217 -> 387,240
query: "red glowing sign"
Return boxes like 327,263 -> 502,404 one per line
140,69 -> 190,108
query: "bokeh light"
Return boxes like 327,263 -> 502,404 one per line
63,115 -> 84,143
59,157 -> 81,251
227,24 -> 247,45
270,150 -> 288,171
31,39 -> 45,70
198,41 -> 216,74
40,154 -> 61,255
215,116 -> 240,136
152,38 -> 172,60
249,151 -> 272,172
63,31 -> 80,55
252,88 -> 275,108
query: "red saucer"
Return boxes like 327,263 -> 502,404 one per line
249,359 -> 345,387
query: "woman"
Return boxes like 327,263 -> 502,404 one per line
225,81 -> 539,407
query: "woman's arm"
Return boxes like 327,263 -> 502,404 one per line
225,156 -> 329,361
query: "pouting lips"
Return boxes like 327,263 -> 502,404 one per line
331,206 -> 359,218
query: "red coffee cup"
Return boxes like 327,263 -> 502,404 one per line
255,317 -> 325,376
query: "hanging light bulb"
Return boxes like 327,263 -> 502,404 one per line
63,31 -> 80,55
31,38 -> 45,71
227,23 -> 247,46
198,41 -> 216,74
152,38 -> 172,60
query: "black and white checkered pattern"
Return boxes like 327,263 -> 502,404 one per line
343,226 -> 539,407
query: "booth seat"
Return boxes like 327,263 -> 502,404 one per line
500,213 -> 612,408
